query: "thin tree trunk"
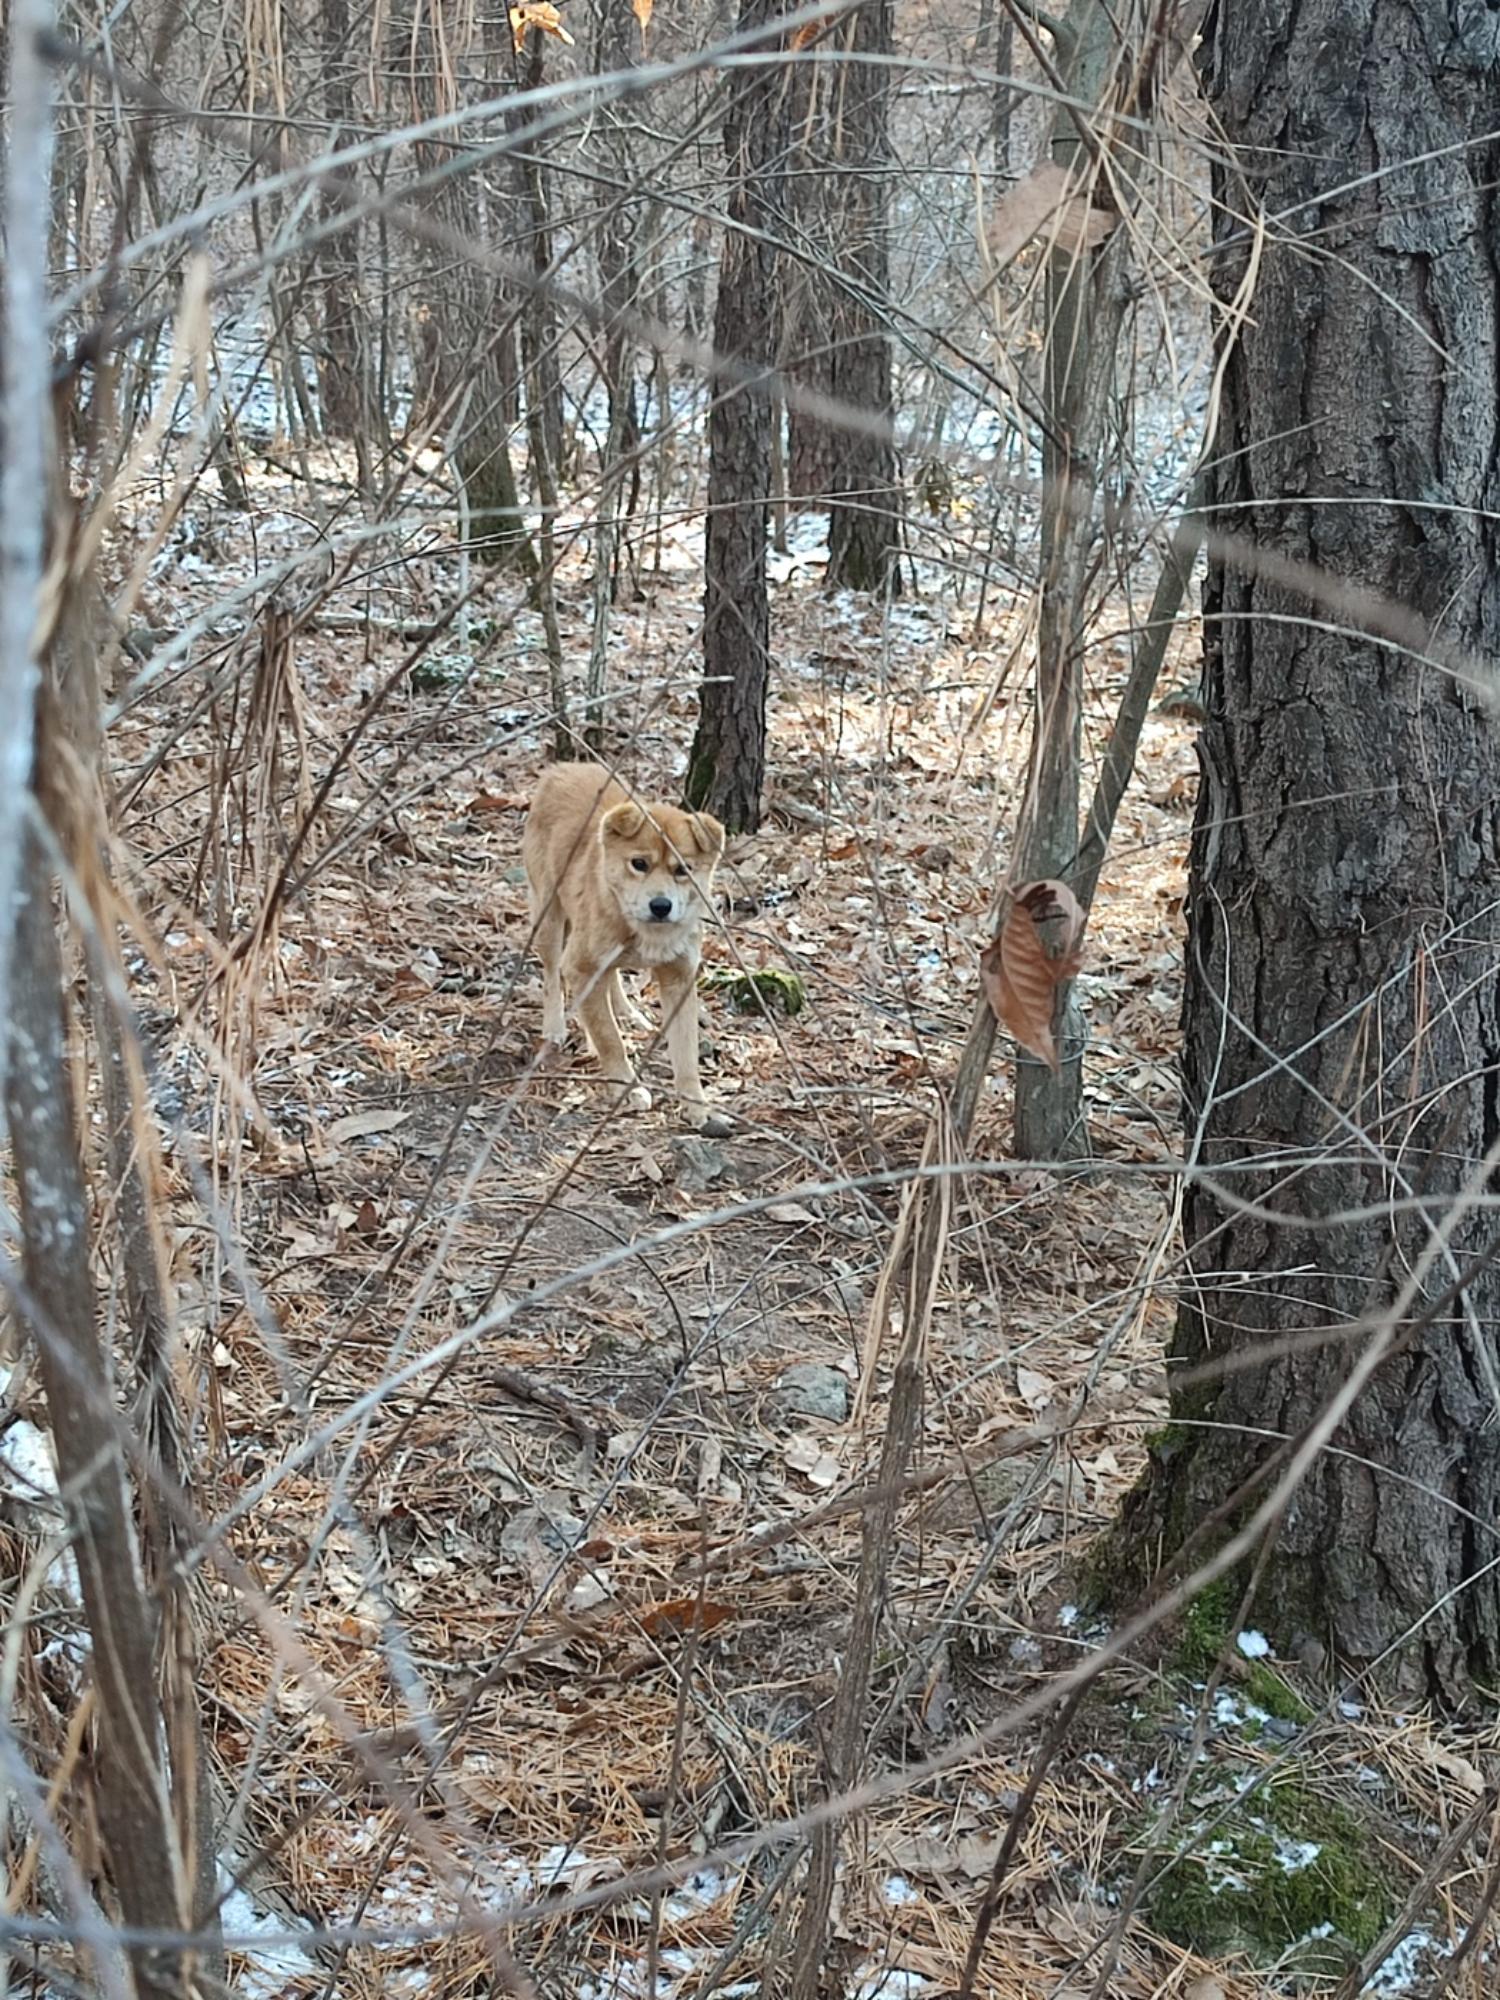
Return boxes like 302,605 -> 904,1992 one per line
54,564 -> 226,1986
1073,467 -> 1206,912
1010,0 -> 1138,1160
782,56 -> 840,509
585,0 -> 644,752
316,0 -> 379,487
0,0 -> 54,1102
684,0 -> 784,832
1112,0 -> 1500,1704
992,15 -> 1015,173
513,40 -> 570,757
10,814 -> 193,2000
823,0 -> 903,594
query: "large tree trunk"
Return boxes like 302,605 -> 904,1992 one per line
684,0 -> 784,833
822,0 -> 902,594
1114,0 -> 1500,1703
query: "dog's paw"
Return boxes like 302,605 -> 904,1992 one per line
536,1037 -> 567,1072
682,1104 -> 733,1138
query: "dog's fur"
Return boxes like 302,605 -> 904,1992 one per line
522,763 -> 728,1130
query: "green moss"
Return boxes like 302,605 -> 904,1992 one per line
1143,1421 -> 1195,1454
1179,1576 -> 1237,1676
703,965 -> 807,1018
1244,1662 -> 1313,1724
1148,1779 -> 1390,1977
409,652 -> 471,693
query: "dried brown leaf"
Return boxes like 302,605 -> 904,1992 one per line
985,160 -> 1117,271
979,879 -> 1086,1072
509,1 -> 574,46
784,1433 -> 840,1488
638,1597 -> 737,1637
1015,1364 -> 1056,1414
325,1107 -> 410,1147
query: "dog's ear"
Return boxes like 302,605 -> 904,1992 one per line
600,801 -> 646,841
688,811 -> 726,861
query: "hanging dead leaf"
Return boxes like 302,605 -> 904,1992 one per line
788,17 -> 823,51
509,1 -> 574,47
984,161 -> 1117,272
979,879 -> 1086,1073
631,0 -> 652,33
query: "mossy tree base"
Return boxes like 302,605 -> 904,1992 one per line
1147,1776 -> 1391,1978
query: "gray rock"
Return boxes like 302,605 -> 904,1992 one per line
670,1135 -> 732,1191
774,1362 -> 849,1423
498,1503 -> 585,1559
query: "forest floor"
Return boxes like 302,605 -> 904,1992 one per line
31,437 -> 1490,2000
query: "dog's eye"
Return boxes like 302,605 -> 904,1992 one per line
630,856 -> 650,874
673,864 -> 688,879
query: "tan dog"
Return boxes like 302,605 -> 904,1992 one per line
522,762 -> 729,1133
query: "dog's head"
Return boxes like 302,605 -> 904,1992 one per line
598,798 -> 726,928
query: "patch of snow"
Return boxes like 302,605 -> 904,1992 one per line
535,1844 -> 623,1892
1236,1628 -> 1270,1658
882,1874 -> 920,1907
1212,1689 -> 1272,1731
1,1419 -> 58,1499
627,1865 -> 734,1926
1274,1839 -> 1321,1874
1360,1928 -> 1454,1995
577,1949 -> 706,2000
220,1883 -> 315,2000
1057,1603 -> 1079,1628
849,1968 -> 928,2000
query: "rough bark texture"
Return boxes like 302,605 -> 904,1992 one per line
1009,0 -> 1134,1159
822,0 -> 902,594
316,0 -> 378,470
685,0 -> 784,833
415,7 -> 534,574
10,817 -> 190,2000
1117,0 -> 1500,1702
56,565 -> 225,1983
585,0 -> 645,747
780,58 -> 840,507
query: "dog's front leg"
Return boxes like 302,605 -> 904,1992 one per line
657,960 -> 730,1135
571,956 -> 651,1112
609,969 -> 654,1032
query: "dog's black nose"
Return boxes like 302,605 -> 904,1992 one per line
649,896 -> 673,921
